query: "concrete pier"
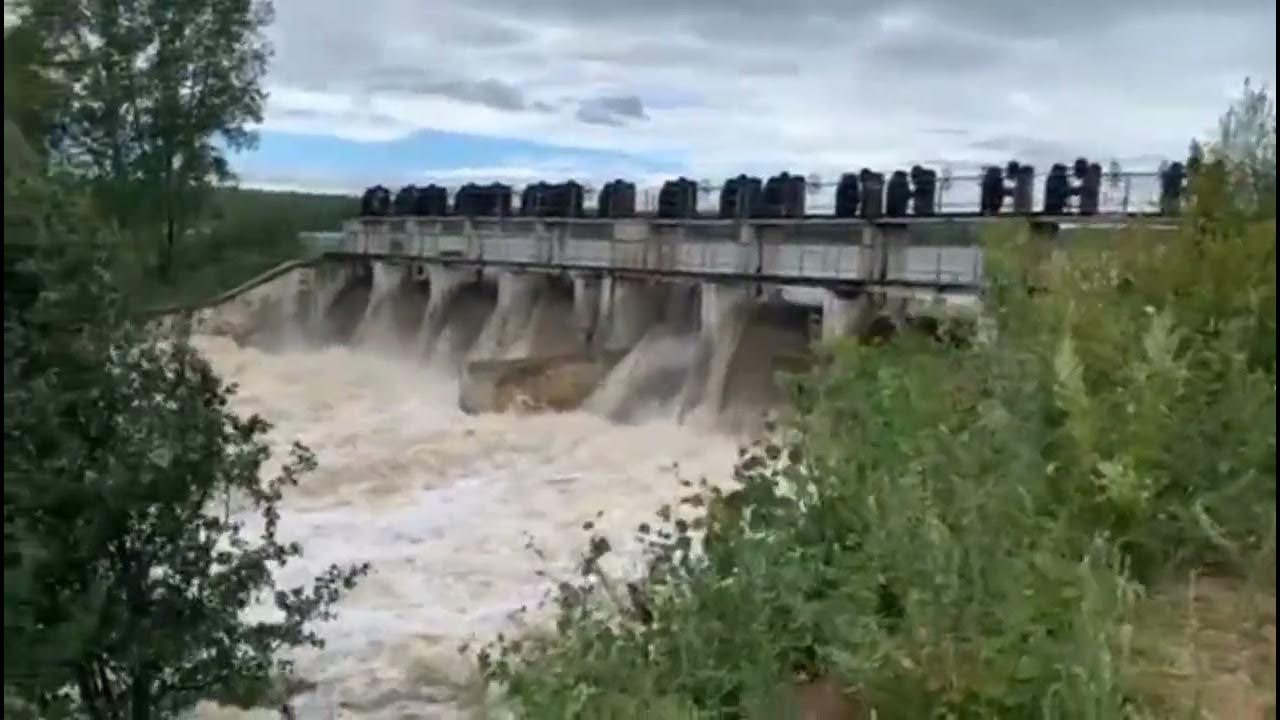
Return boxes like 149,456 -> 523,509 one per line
681,283 -> 754,420
416,266 -> 474,346
594,277 -> 669,353
821,292 -> 875,342
571,272 -> 603,346
468,271 -> 544,360
352,262 -> 411,346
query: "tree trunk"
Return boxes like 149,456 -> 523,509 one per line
130,671 -> 152,720
162,213 -> 176,281
160,144 -> 177,281
76,666 -> 108,720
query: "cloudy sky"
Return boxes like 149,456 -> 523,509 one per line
239,0 -> 1277,194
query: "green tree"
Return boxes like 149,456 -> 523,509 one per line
9,0 -> 274,276
3,19 -> 71,163
4,132 -> 367,719
1205,77 -> 1277,218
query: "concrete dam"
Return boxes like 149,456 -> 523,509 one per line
188,207 -> 1181,427
180,213 -> 1035,429
194,158 -> 1188,426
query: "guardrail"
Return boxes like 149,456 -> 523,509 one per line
628,171 -> 1168,216
365,168 -> 1178,219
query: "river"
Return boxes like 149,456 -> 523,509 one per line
190,335 -> 741,719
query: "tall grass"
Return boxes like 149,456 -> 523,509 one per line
477,169 -> 1276,718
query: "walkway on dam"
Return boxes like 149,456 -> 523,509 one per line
310,213 -> 1173,296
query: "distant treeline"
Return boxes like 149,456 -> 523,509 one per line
206,186 -> 358,231
121,187 -> 358,308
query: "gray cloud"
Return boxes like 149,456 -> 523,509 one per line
274,107 -> 402,127
575,95 -> 649,126
437,14 -> 529,47
864,27 -> 1008,73
598,96 -> 647,120
575,107 -> 620,126
968,134 -> 1074,161
366,69 -> 545,113
403,78 -> 526,111
258,0 -> 1277,178
461,0 -> 1269,43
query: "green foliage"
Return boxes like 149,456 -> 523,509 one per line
4,135 -> 367,719
1210,77 -> 1277,219
118,187 -> 357,309
6,0 -> 348,302
479,96 -> 1276,718
983,219 -> 1275,577
481,339 -> 1152,718
8,0 -> 275,274
3,20 -> 71,160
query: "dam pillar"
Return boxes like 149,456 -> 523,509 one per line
458,271 -> 544,413
571,272 -> 603,346
468,270 -> 545,360
369,262 -> 409,308
353,262 -> 409,340
459,271 -> 611,414
595,277 -> 666,353
300,260 -> 364,340
417,265 -> 477,354
678,282 -> 754,420
821,291 -> 876,342
885,294 -> 910,327
699,283 -> 753,332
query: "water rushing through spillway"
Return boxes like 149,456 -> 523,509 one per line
190,334 -> 742,719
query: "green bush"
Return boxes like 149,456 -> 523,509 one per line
4,127 -> 368,720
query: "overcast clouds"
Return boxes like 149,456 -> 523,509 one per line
245,0 -> 1276,191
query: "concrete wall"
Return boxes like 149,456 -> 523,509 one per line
179,263 -> 328,347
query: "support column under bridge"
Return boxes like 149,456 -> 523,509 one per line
821,292 -> 876,342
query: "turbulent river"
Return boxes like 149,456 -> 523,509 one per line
190,334 -> 743,719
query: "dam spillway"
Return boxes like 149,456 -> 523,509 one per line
182,212 -> 1174,422
183,258 -> 844,429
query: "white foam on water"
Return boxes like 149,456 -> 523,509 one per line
190,335 -> 739,719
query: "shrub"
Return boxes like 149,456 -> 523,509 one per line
4,132 -> 368,720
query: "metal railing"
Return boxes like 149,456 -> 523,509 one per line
369,170 -> 1170,219
628,171 -> 1165,216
